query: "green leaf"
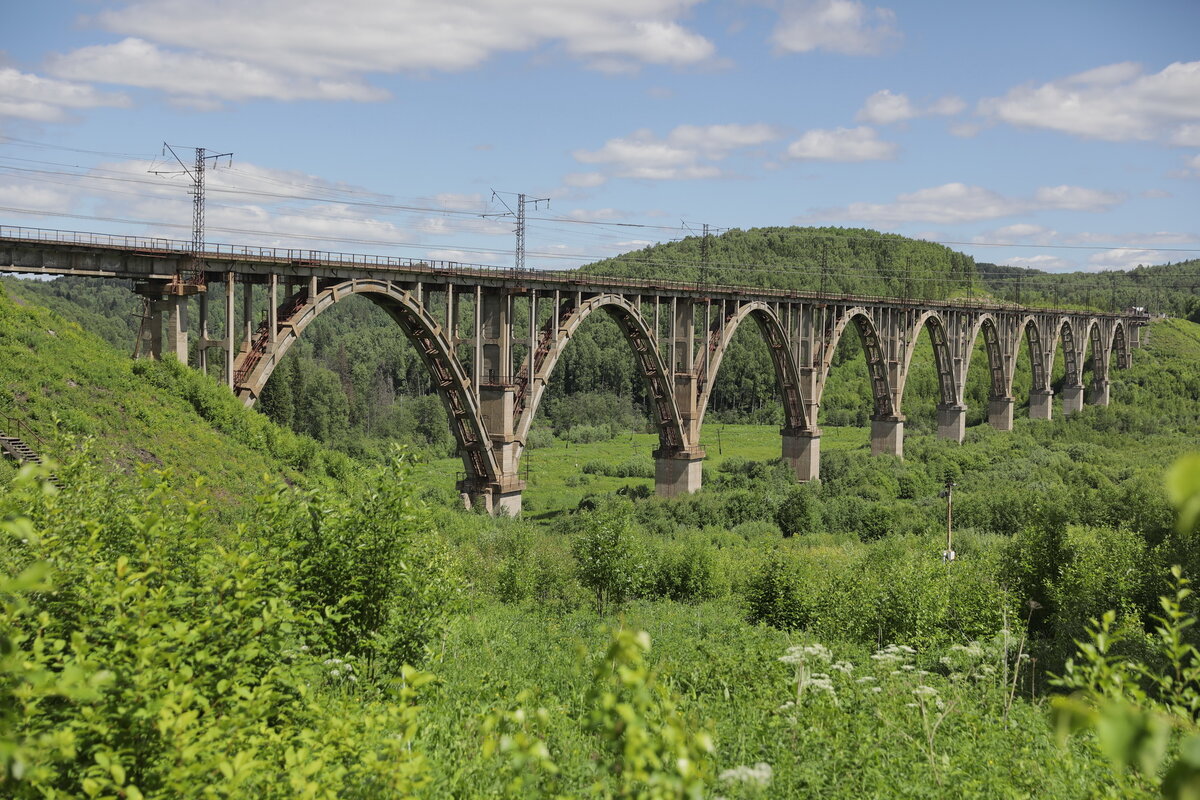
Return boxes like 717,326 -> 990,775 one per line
1167,455 -> 1200,535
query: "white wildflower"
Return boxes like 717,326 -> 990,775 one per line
330,669 -> 340,678
720,762 -> 773,789
855,676 -> 876,684
831,661 -> 854,675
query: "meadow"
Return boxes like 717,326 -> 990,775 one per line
4,278 -> 1200,798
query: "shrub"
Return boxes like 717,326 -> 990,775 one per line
774,484 -> 822,537
571,501 -> 639,615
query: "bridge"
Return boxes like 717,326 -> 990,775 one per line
1,226 -> 1147,515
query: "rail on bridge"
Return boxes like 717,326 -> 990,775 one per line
0,226 -> 1151,515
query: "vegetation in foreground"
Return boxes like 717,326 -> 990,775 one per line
3,265 -> 1200,796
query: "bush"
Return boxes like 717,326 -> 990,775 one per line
571,501 -> 640,615
0,459 -> 432,798
774,484 -> 822,537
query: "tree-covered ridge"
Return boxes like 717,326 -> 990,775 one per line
579,226 -> 982,300
979,258 -> 1200,317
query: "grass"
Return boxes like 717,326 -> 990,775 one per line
417,424 -> 869,516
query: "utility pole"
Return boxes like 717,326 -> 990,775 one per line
485,191 -> 549,271
151,142 -> 232,290
701,223 -> 711,285
939,478 -> 956,562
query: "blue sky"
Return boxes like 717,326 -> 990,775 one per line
1,0 -> 1198,272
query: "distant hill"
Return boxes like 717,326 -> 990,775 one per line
580,226 -> 982,300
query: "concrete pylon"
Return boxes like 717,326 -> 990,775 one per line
870,416 -> 904,458
988,397 -> 1014,431
1061,384 -> 1084,417
935,404 -> 967,443
782,428 -> 821,482
1030,389 -> 1053,420
654,448 -> 705,496
1089,380 -> 1110,407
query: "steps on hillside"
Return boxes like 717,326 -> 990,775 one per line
1,432 -> 63,487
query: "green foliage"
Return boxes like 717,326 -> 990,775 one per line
571,501 -> 642,615
255,453 -> 465,671
584,629 -> 714,799
0,461 -> 434,799
774,484 -> 822,537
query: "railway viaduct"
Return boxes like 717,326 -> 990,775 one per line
1,226 -> 1147,515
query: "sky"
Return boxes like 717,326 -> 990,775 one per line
1,0 -> 1198,274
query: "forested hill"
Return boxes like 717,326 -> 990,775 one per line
579,226 -> 982,300
978,258 -> 1200,318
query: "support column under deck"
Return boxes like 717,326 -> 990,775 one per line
1089,380 -> 1110,407
988,397 -> 1014,431
162,294 -> 189,363
935,404 -> 967,443
1061,385 -> 1084,417
1029,389 -> 1053,420
782,428 -> 820,482
654,448 -> 705,497
870,416 -> 904,458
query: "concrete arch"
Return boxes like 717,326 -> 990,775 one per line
1020,315 -> 1048,394
968,313 -> 1009,399
513,293 -> 687,457
233,278 -> 500,485
821,307 -> 894,418
1049,317 -> 1081,388
1110,319 -> 1131,370
694,301 -> 807,433
895,310 -> 956,411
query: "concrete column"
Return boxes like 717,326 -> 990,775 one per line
224,275 -> 235,386
654,449 -> 704,497
1089,380 -> 1110,407
782,429 -> 820,482
242,282 -> 253,353
870,416 -> 904,458
1029,389 -> 1053,420
197,291 -> 209,374
268,273 -> 278,345
494,489 -> 523,517
162,294 -> 189,363
935,404 -> 967,443
145,301 -> 163,360
1061,385 -> 1084,417
988,396 -> 1014,431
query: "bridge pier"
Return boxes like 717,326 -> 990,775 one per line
135,283 -> 190,362
1030,389 -> 1053,420
654,448 -> 704,497
870,415 -> 904,458
988,396 -> 1014,431
935,404 -> 966,443
1061,384 -> 1084,417
1089,380 -> 1110,406
782,428 -> 821,482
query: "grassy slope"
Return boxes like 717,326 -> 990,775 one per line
0,283 -> 356,517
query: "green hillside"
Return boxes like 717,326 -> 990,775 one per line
0,282 -> 357,514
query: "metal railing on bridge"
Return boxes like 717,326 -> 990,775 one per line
0,223 -> 1132,318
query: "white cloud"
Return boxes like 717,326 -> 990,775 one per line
978,60 -> 1200,143
855,90 -> 914,124
49,38 -> 388,104
978,224 -> 1058,244
50,0 -> 715,104
818,182 -> 1124,224
785,126 -> 897,161
1087,248 -> 1178,270
0,67 -> 130,122
1000,254 -> 1072,271
564,172 -> 608,188
855,90 -> 963,125
573,123 -> 780,180
770,0 -> 900,56
1170,124 -> 1200,147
